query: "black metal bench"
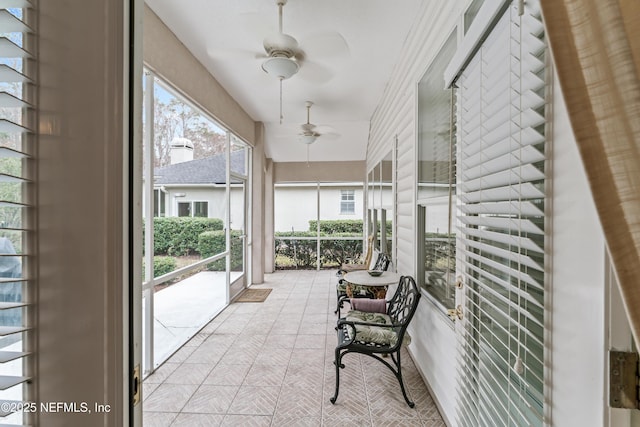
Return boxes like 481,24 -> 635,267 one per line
330,275 -> 421,407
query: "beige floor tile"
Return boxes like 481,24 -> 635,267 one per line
254,347 -> 293,365
264,334 -> 297,348
219,345 -> 260,365
221,414 -> 272,426
171,413 -> 224,426
272,415 -> 322,426
143,382 -> 160,401
164,363 -> 214,385
143,384 -> 198,413
144,362 -> 180,384
143,411 -> 177,427
322,387 -> 369,418
227,385 -> 280,415
204,364 -> 251,386
243,364 -> 287,386
290,348 -> 325,365
283,363 -> 324,388
275,384 -> 323,418
181,385 -> 239,414
142,270 -> 444,426
166,345 -> 197,363
322,417 -> 372,427
295,334 -> 326,349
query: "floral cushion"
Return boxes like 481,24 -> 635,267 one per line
345,310 -> 410,346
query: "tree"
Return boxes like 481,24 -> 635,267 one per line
151,90 -> 227,167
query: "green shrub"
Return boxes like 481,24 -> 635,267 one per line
197,230 -> 244,271
142,256 -> 177,279
274,231 -> 318,269
308,219 -> 363,234
274,231 -> 364,269
151,217 -> 223,256
307,219 -> 392,235
154,256 -> 177,277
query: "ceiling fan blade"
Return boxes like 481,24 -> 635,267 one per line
297,58 -> 334,84
318,132 -> 340,141
300,31 -> 350,61
207,46 -> 267,61
313,124 -> 338,134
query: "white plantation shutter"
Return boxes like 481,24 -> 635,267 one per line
447,0 -> 547,426
0,1 -> 34,425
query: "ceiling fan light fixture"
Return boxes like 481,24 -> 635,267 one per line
261,56 -> 299,80
299,133 -> 318,145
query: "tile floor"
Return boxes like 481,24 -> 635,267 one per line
143,269 -> 445,426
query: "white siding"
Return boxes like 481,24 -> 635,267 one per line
368,3 -> 610,426
367,2 -> 466,423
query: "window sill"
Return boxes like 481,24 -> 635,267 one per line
419,288 -> 455,328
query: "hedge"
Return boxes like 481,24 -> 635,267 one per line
197,230 -> 244,271
307,219 -> 392,235
151,217 -> 223,256
141,256 -> 177,279
153,256 -> 177,277
307,219 -> 363,234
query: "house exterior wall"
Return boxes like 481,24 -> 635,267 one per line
274,161 -> 365,183
367,2 -> 464,422
152,186 -> 245,230
274,186 -> 364,233
367,1 -> 609,425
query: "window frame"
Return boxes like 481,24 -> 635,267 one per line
176,200 -> 209,218
340,189 -> 356,215
415,28 -> 458,311
153,188 -> 166,217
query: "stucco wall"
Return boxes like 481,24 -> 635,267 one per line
274,186 -> 364,232
143,5 -> 255,145
158,186 -> 244,229
274,161 -> 365,183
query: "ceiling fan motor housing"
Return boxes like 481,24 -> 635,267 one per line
263,33 -> 298,58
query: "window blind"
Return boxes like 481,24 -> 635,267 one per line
0,2 -> 34,425
450,1 -> 546,426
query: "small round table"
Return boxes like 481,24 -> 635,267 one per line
342,271 -> 402,299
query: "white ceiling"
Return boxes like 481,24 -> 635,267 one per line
145,0 -> 422,162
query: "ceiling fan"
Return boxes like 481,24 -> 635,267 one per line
299,101 -> 320,144
298,101 -> 339,144
213,0 -> 350,123
260,0 -> 299,80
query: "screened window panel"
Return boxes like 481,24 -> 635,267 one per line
0,2 -> 33,425
451,1 -> 546,426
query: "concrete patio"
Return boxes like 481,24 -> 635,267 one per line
148,271 -> 241,367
